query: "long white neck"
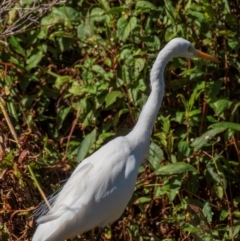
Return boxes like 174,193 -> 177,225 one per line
126,46 -> 175,150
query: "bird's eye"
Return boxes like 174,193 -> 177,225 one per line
188,46 -> 194,52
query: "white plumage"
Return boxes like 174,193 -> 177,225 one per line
33,38 -> 218,241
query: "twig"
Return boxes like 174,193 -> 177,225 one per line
0,96 -> 20,149
0,40 -> 8,46
64,107 -> 81,158
0,0 -> 66,38
28,165 -> 51,209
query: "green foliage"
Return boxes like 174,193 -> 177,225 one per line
0,0 -> 240,240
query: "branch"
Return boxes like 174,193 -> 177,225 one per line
0,0 -> 66,38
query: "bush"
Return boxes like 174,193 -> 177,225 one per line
0,0 -> 240,240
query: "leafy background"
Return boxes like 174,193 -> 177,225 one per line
0,0 -> 240,240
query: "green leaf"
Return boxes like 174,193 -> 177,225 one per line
188,9 -> 204,21
113,108 -> 129,127
164,0 -> 176,24
220,209 -> 228,221
183,225 -> 202,234
228,38 -> 239,50
233,197 -> 240,207
134,58 -> 145,79
76,129 -> 97,163
104,58 -> 112,67
21,94 -> 38,107
57,107 -> 71,129
215,185 -> 224,199
26,51 -> 43,70
202,2 -> 215,20
117,16 -> 137,41
143,36 -> 160,51
68,82 -> 84,96
54,75 -> 70,90
191,127 -> 226,152
98,0 -> 110,11
161,115 -> 170,133
90,7 -> 106,22
202,202 -> 212,222
209,122 -> 240,132
9,36 -> 26,57
77,22 -> 94,40
169,176 -> 182,201
98,132 -> 115,143
154,132 -> 167,148
178,141 -> 191,157
38,12 -> 63,39
175,111 -> 184,124
49,31 -> 74,39
206,157 -> 227,189
188,81 -> 205,110
7,4 -> 18,25
233,211 -> 240,218
136,1 -> 156,10
92,64 -> 106,76
134,196 -> 152,204
177,94 -> 188,110
155,162 -> 197,175
188,109 -> 201,117
223,0 -> 230,13
211,99 -> 232,115
218,31 -> 236,38
53,6 -> 81,23
106,7 -> 126,14
13,162 -> 21,179
148,142 -> 164,171
105,91 -> 124,108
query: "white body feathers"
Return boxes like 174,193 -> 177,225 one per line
33,135 -> 149,241
33,38 -> 217,241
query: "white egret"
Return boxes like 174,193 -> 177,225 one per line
32,38 -> 218,241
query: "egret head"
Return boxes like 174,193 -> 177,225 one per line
167,37 -> 219,62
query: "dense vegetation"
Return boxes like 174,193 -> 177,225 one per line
0,0 -> 240,240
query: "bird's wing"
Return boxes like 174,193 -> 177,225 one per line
36,161 -> 93,224
36,136 -> 134,225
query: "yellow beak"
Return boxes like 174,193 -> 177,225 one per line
195,49 -> 219,63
